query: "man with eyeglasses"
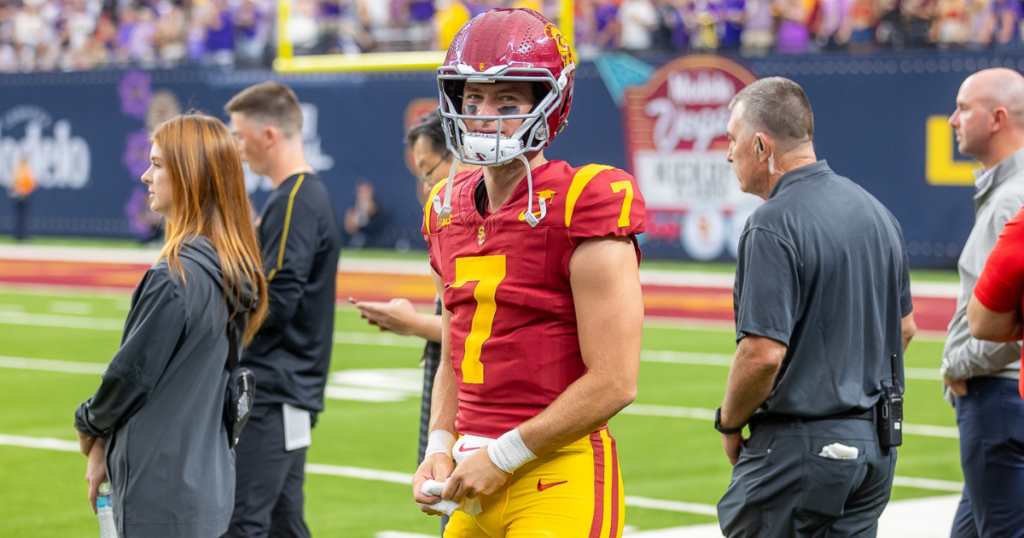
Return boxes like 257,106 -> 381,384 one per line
353,109 -> 476,536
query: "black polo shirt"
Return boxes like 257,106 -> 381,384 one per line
734,160 -> 913,419
244,172 -> 343,413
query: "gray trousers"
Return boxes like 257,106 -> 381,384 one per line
718,418 -> 897,538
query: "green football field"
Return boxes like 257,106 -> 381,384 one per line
0,285 -> 961,537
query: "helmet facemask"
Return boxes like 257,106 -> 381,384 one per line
433,64 -> 574,226
437,65 -> 573,167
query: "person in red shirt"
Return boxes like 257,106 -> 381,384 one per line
968,205 -> 1024,398
410,9 -> 646,538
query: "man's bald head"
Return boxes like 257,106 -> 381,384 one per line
951,68 -> 1024,167
962,68 -> 1024,129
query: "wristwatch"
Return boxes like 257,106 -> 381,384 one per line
714,407 -> 744,435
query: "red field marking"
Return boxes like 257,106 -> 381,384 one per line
0,258 -> 958,332
0,259 -> 151,290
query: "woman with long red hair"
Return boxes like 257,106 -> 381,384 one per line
74,113 -> 268,538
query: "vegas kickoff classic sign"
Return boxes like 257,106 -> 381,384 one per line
623,55 -> 762,261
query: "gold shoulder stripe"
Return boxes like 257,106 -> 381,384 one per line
565,165 -> 614,227
267,174 -> 306,282
423,178 -> 449,235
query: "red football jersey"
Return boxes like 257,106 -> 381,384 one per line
422,160 -> 647,438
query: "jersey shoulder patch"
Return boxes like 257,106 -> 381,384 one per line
563,164 -> 646,239
422,178 -> 451,235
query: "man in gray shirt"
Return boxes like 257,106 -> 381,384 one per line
942,67 -> 1024,538
714,77 -> 917,537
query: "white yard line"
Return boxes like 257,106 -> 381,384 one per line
0,311 -> 123,330
50,301 -> 93,316
0,434 -> 80,452
333,331 -> 424,348
620,403 -> 957,438
625,496 -> 718,516
0,431 -> 965,531
641,350 -> 942,381
901,424 -> 960,438
622,404 -> 716,420
0,356 -> 106,374
892,476 -> 964,492
305,463 -> 413,485
622,495 -> 963,537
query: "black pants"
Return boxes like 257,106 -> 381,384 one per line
718,418 -> 896,537
224,404 -> 310,538
951,377 -> 1024,538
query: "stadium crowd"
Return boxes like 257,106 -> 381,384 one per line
0,0 -> 1022,73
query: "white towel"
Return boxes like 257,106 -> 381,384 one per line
421,479 -> 460,516
819,443 -> 859,460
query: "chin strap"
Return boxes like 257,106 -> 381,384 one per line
434,156 -> 545,227
518,154 -> 545,227
433,160 -> 461,220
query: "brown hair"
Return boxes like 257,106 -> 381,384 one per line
152,113 -> 268,344
729,77 -> 815,147
224,82 -> 303,138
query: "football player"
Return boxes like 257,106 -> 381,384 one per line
411,9 -> 647,538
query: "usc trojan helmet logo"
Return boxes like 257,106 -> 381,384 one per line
519,190 -> 557,222
545,25 -> 574,69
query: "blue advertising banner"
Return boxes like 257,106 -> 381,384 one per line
0,55 -> 1005,268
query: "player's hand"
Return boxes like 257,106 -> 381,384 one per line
441,446 -> 510,503
944,376 -> 968,398
721,432 -> 747,467
413,453 -> 454,515
355,298 -> 420,336
85,438 -> 107,514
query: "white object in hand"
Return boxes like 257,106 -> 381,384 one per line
819,443 -> 859,460
97,482 -> 118,538
420,479 -> 483,516
421,480 -> 460,516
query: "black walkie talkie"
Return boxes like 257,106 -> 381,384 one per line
877,353 -> 903,448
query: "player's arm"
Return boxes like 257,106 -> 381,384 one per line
517,235 -> 642,451
412,268 -> 457,513
968,294 -> 1024,342
440,235 -> 643,504
967,207 -> 1024,343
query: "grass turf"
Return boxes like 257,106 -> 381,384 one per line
0,288 -> 960,537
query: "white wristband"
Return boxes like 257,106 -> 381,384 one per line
424,430 -> 457,459
488,428 -> 537,474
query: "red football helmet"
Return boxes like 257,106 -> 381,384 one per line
436,8 -> 576,167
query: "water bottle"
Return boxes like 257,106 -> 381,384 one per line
96,482 -> 117,538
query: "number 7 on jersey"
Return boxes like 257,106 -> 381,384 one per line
452,255 -> 507,384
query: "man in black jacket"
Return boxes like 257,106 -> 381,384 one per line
223,82 -> 342,538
